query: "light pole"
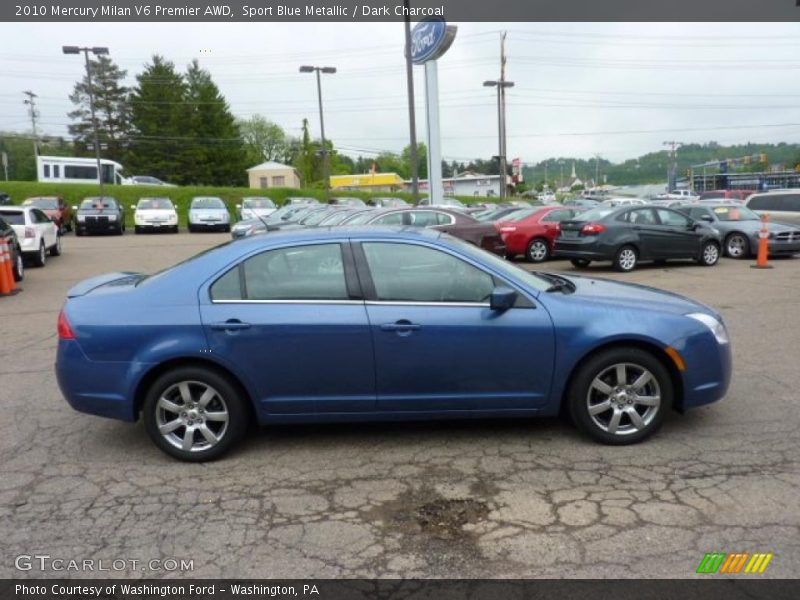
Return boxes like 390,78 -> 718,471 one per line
23,91 -> 39,158
63,45 -> 108,197
300,65 -> 336,200
484,79 -> 514,199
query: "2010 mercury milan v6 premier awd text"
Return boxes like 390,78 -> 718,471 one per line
55,227 -> 732,461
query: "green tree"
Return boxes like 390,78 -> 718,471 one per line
0,133 -> 72,181
67,55 -> 131,162
127,55 -> 187,182
182,60 -> 247,186
293,119 -> 316,186
238,115 -> 287,166
401,142 -> 427,179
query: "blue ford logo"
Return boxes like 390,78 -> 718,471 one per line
411,18 -> 456,64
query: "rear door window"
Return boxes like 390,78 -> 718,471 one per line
748,195 -> 785,211
782,194 -> 800,212
655,209 -> 691,227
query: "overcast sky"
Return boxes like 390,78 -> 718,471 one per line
1,21 -> 800,167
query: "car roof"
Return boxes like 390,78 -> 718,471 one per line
232,225 -> 443,249
0,206 -> 25,213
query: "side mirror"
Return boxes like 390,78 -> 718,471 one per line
489,286 -> 517,312
700,214 -> 713,222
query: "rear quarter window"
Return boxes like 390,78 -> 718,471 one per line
748,195 -> 785,211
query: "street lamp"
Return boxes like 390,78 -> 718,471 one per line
63,45 -> 109,197
300,65 -> 336,199
484,80 -> 514,199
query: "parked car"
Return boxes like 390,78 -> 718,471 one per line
600,197 -> 648,207
367,197 -> 409,208
56,227 -> 732,461
131,197 -> 179,234
329,197 -> 367,207
236,197 -> 276,221
317,208 -> 373,226
0,206 -> 61,267
563,198 -> 601,208
124,175 -> 176,187
188,197 -> 231,233
417,197 -> 467,210
675,203 -> 800,259
554,205 -> 722,272
74,197 -> 125,236
0,192 -> 11,206
230,205 -> 318,239
656,189 -> 699,202
698,190 -> 754,202
745,190 -> 800,226
497,206 -> 585,263
0,215 -> 24,282
22,196 -> 73,233
349,207 -> 506,256
474,206 -> 527,223
285,197 -> 320,206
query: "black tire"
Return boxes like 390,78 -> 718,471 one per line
526,238 -> 550,263
570,258 -> 591,268
75,228 -> 84,237
188,225 -> 196,233
724,233 -> 750,259
134,226 -> 142,234
698,241 -> 720,266
172,226 -> 179,234
568,347 -> 671,445
224,224 -> 231,233
142,366 -> 249,462
12,246 -> 23,282
33,240 -> 46,267
613,245 -> 638,272
49,234 -> 62,257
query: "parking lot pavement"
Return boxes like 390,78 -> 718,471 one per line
1,232 -> 798,579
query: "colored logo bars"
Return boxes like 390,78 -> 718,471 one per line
696,552 -> 773,574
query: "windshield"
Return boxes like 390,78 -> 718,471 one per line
0,210 -> 24,225
242,197 -> 275,208
320,210 -> 358,225
448,237 -> 550,292
24,198 -> 59,209
300,209 -> 336,225
80,198 -> 117,209
572,206 -> 616,221
192,197 -> 225,209
137,198 -> 174,210
711,206 -> 760,221
343,211 -> 380,225
504,208 -> 540,222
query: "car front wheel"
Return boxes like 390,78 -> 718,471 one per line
143,367 -> 248,462
698,241 -> 720,266
13,247 -> 23,282
526,238 -> 550,263
568,347 -> 671,445
613,245 -> 638,272
725,233 -> 749,259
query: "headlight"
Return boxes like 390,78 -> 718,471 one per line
108,214 -> 117,221
77,215 -> 86,222
686,312 -> 729,344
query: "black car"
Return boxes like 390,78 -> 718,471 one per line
74,197 -> 126,236
554,205 -> 722,272
0,215 -> 24,282
0,192 -> 11,206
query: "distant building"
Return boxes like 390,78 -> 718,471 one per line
408,171 -> 506,197
247,161 -> 301,189
329,172 -> 405,192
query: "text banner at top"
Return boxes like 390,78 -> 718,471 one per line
4,0 -> 800,22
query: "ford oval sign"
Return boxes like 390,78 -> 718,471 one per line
411,18 -> 457,65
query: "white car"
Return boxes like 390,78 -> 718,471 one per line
236,196 -> 277,221
656,189 -> 699,201
600,197 -> 649,207
131,197 -> 179,234
124,175 -> 176,187
188,197 -> 231,232
0,206 -> 60,267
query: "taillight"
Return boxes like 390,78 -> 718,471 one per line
57,310 -> 75,340
24,227 -> 35,238
581,223 -> 606,235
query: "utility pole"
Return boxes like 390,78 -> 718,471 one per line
594,154 -> 601,188
663,140 -> 683,192
484,32 -> 513,199
299,65 -> 336,200
403,0 -> 419,202
23,90 -> 39,158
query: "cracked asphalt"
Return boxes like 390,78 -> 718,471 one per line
1,232 -> 798,579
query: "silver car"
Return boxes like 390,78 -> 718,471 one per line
236,196 -> 276,221
188,197 -> 231,233
745,190 -> 800,227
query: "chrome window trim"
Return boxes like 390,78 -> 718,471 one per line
211,299 -> 361,305
365,300 -> 489,308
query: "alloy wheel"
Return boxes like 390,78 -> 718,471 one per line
155,381 -> 230,453
702,242 -> 720,266
726,234 -> 747,259
527,239 -> 549,263
616,247 -> 637,272
586,363 -> 661,436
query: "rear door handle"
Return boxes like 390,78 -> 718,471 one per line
380,321 -> 421,332
210,319 -> 252,331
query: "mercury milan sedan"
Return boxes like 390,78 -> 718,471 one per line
56,228 -> 732,461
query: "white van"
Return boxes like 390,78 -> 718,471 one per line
745,190 -> 800,226
37,156 -> 125,185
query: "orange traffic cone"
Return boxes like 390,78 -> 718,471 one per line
0,240 -> 12,296
751,214 -> 773,270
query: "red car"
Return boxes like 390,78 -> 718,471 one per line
496,206 -> 584,262
22,196 -> 73,233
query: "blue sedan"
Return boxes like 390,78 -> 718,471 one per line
55,228 -> 732,461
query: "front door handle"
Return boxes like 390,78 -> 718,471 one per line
210,319 -> 252,331
380,320 -> 421,332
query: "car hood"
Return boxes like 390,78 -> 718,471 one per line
241,208 -> 276,219
135,208 -> 176,218
78,208 -> 119,215
560,273 -> 719,319
190,209 -> 228,219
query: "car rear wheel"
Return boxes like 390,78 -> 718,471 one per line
526,238 -> 550,263
13,247 -> 23,282
613,245 -> 638,272
725,233 -> 749,259
570,258 -> 591,268
698,241 -> 720,266
33,240 -> 46,267
568,347 -> 671,445
143,367 -> 248,462
49,234 -> 62,257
